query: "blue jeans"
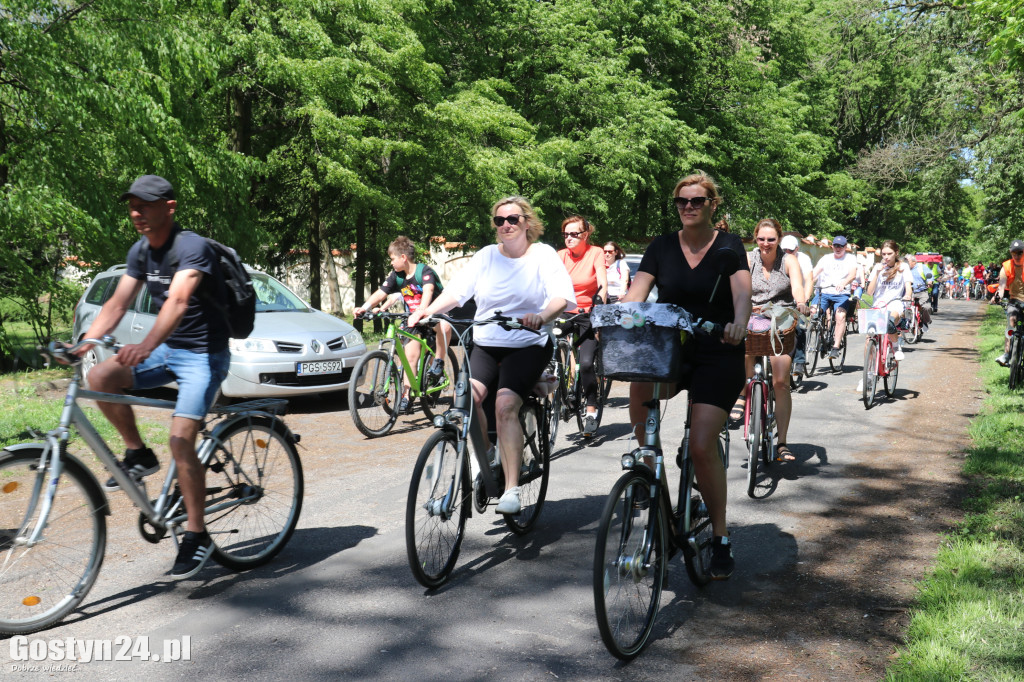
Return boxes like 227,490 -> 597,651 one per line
817,292 -> 851,314
132,344 -> 231,420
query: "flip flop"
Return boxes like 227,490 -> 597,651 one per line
775,443 -> 796,462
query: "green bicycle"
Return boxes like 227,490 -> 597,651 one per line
348,312 -> 459,438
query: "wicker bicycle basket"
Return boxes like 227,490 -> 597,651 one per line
744,309 -> 797,356
592,302 -> 693,382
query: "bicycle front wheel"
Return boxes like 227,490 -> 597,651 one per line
504,401 -> 550,535
883,346 -> 900,397
593,470 -> 666,661
863,338 -> 879,409
206,417 -> 303,569
681,451 -> 715,587
420,346 -> 459,421
829,330 -> 847,372
805,322 -> 821,377
0,448 -> 107,635
746,383 -> 763,498
406,430 -> 468,588
1009,335 -> 1022,390
348,350 -> 401,438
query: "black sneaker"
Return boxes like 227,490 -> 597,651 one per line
170,530 -> 214,580
398,395 -> 410,413
427,358 -> 445,378
104,447 -> 159,491
709,535 -> 735,580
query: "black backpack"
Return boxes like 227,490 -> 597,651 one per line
137,231 -> 256,339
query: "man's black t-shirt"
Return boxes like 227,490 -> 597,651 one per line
125,226 -> 230,353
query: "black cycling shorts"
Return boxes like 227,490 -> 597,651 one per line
469,340 -> 553,401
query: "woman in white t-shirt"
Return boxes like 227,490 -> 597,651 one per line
603,241 -> 631,302
866,239 -> 913,361
408,196 -> 575,514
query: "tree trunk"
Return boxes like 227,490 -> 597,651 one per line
308,190 -> 322,310
353,211 -> 367,333
318,202 -> 342,315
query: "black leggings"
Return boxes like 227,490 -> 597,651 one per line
576,316 -> 599,408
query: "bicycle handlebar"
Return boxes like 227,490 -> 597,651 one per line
43,337 -> 118,365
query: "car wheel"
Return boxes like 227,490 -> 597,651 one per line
81,348 -> 100,388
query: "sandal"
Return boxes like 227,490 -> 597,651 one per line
728,398 -> 746,425
775,443 -> 796,462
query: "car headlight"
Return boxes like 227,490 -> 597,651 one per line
230,338 -> 277,353
343,329 -> 363,348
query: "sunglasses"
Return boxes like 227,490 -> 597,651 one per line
673,196 -> 711,209
603,249 -> 616,254
492,214 -> 525,227
756,237 -> 777,243
833,244 -> 846,249
563,231 -> 586,239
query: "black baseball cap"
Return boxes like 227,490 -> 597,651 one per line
119,175 -> 175,202
1011,239 -> 1024,253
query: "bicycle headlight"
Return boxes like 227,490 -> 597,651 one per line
621,453 -> 636,470
433,416 -> 445,428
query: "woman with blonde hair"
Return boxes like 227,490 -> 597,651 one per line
408,197 -> 575,513
622,171 -> 751,579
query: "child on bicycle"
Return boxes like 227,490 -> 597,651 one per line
354,236 -> 451,412
865,240 -> 913,360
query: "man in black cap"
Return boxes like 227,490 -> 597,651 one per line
75,174 -> 231,579
993,239 -> 1024,366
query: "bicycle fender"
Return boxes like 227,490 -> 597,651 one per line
1,444 -> 111,517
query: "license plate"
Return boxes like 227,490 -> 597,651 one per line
296,360 -> 343,376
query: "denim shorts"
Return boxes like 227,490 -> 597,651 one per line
816,292 -> 851,313
132,344 -> 231,420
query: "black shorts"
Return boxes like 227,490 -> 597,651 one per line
469,340 -> 553,401
678,341 -> 746,413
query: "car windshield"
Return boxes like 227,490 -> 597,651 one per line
252,272 -> 309,312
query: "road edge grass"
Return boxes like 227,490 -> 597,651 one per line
885,306 -> 1024,681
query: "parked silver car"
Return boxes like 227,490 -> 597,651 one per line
624,254 -> 658,301
72,265 -> 366,398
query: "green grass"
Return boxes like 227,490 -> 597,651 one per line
0,369 -> 168,455
886,308 -> 1024,681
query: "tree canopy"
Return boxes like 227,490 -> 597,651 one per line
3,0 -> 1024,352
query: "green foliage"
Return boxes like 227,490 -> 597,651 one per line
3,0 -> 1022,352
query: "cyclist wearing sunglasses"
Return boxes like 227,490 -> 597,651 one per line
558,216 -> 608,436
603,241 -> 631,303
408,197 -> 575,514
622,171 -> 752,580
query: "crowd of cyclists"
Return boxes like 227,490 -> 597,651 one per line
355,171 -> 1024,582
88,171 -> 1019,594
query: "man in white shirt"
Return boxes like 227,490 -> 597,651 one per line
811,236 -> 858,360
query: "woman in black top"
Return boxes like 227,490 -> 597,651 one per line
621,171 -> 752,580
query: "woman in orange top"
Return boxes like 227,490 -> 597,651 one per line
558,216 -> 607,436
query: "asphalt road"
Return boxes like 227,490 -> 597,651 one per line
1,300 -> 981,680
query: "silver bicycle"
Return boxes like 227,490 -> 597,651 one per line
0,338 -> 304,635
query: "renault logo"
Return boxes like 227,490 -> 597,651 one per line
310,339 -> 323,354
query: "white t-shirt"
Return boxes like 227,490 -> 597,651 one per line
794,251 -> 812,279
871,263 -> 912,307
606,258 -> 630,298
814,252 -> 857,294
445,243 -> 576,347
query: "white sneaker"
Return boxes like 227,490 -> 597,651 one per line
894,349 -> 905,361
496,487 -> 521,514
